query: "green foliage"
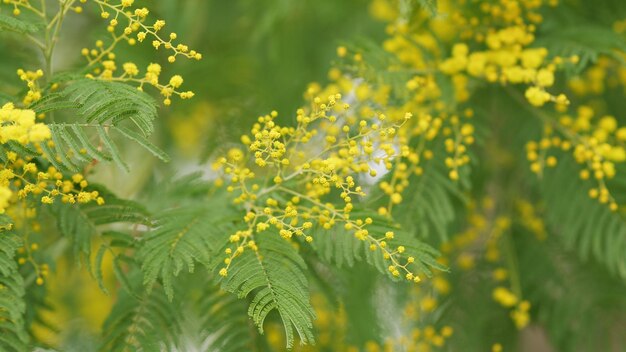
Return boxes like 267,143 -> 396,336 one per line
398,163 -> 465,242
517,234 -> 626,351
541,157 -> 626,279
537,5 -> 626,74
51,184 -> 149,265
189,281 -> 253,352
218,233 -> 315,349
100,272 -> 180,352
1,0 -> 626,351
138,201 -> 238,300
313,210 -> 447,277
0,220 -> 28,352
536,24 -> 626,73
0,12 -> 41,34
31,79 -> 166,171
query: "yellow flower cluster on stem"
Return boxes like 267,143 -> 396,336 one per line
0,103 -> 50,144
430,0 -> 575,108
81,0 -> 200,105
3,0 -> 201,107
0,104 -> 103,214
526,105 -> 626,211
216,94 -> 427,282
367,0 -> 626,214
16,69 -> 45,105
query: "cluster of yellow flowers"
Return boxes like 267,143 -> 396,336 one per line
0,104 -> 102,214
438,36 -> 573,108
329,49 -> 477,185
492,287 -> 531,329
16,68 -> 45,105
371,0 -> 572,107
0,103 -> 50,144
568,56 -> 626,97
526,105 -> 626,211
4,0 -> 201,107
321,0 -> 593,210
524,56 -> 626,211
216,94 -> 425,282
0,155 -> 104,211
78,0 -> 200,105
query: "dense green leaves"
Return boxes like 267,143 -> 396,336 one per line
52,79 -> 157,133
517,234 -> 626,351
398,163 -> 465,242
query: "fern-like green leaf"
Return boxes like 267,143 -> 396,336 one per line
114,126 -> 170,162
0,223 -> 28,352
516,234 -> 626,351
97,125 -> 129,172
542,157 -> 626,279
397,162 -> 464,242
184,280 -> 253,352
535,24 -> 626,74
31,79 -> 166,171
0,13 -> 41,34
63,79 -> 156,133
51,184 -> 149,266
313,210 -> 446,279
219,234 -> 315,348
139,202 -> 238,300
100,273 -> 180,352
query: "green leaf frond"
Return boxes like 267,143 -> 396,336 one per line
139,201 -> 239,300
0,12 -> 41,34
177,279 -> 253,352
542,157 -> 626,279
218,233 -> 316,349
51,184 -> 149,266
100,272 -> 180,352
30,79 -> 167,171
312,210 -> 446,278
536,6 -> 626,74
0,219 -> 28,352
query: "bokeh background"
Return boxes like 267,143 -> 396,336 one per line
2,0 -> 626,351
